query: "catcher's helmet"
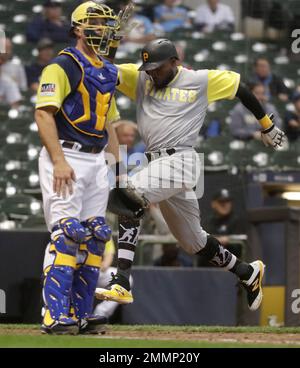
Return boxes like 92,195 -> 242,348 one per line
138,39 -> 179,71
70,1 -> 120,56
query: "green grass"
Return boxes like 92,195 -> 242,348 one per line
0,335 -> 298,348
0,324 -> 299,348
1,324 -> 300,334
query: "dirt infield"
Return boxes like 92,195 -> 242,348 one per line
1,326 -> 300,346
107,330 -> 300,345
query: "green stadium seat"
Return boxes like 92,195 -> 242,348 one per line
0,178 -> 7,201
20,214 -> 46,229
0,194 -> 43,221
270,150 -> 300,171
201,135 -> 232,151
4,168 -> 40,195
26,131 -> 41,146
250,151 -> 271,169
2,143 -> 30,162
25,158 -> 39,172
246,139 -> 273,153
196,144 -> 229,172
227,148 -> 252,171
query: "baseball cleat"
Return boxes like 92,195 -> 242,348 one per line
95,273 -> 133,304
79,315 -> 108,335
95,284 -> 133,304
41,310 -> 79,335
241,260 -> 265,311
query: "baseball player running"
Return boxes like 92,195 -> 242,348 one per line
35,1 -> 129,335
96,38 -> 285,311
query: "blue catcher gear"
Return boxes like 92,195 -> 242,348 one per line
41,307 -> 78,335
43,218 -> 87,322
59,217 -> 87,243
72,233 -> 106,319
85,216 -> 112,242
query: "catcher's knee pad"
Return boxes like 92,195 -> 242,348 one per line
72,236 -> 104,318
48,218 -> 85,269
56,217 -> 87,243
84,217 -> 112,243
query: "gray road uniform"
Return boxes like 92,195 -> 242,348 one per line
116,64 -> 240,255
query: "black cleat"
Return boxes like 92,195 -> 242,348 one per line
41,314 -> 79,335
79,315 -> 108,335
241,260 -> 265,311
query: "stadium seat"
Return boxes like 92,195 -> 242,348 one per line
2,143 -> 30,162
20,214 -> 46,229
196,144 -> 229,172
246,139 -> 273,153
226,148 -> 252,171
201,135 -> 232,151
0,194 -> 43,221
270,150 -> 300,171
4,168 -> 41,195
26,131 -> 41,146
0,178 -> 7,201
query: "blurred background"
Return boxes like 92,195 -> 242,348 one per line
0,0 -> 300,328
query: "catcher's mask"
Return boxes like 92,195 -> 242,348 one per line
70,1 -> 120,56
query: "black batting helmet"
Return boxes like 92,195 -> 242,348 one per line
138,39 -> 179,72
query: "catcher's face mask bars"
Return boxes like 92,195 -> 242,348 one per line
82,16 -> 119,56
79,2 -> 136,56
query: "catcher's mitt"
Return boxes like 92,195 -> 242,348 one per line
107,184 -> 149,219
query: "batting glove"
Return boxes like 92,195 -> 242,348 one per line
261,114 -> 285,150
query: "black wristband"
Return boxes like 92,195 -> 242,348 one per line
262,124 -> 274,134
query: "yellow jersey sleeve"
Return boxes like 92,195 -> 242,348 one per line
36,63 -> 71,110
104,239 -> 116,256
106,96 -> 120,124
116,63 -> 140,101
207,70 -> 240,104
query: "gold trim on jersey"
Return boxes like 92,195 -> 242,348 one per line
81,50 -> 104,68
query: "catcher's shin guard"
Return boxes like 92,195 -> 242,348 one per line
85,216 -> 112,243
43,218 -> 87,322
72,223 -> 107,319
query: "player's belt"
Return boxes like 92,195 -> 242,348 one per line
61,141 -> 103,154
145,148 -> 176,163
